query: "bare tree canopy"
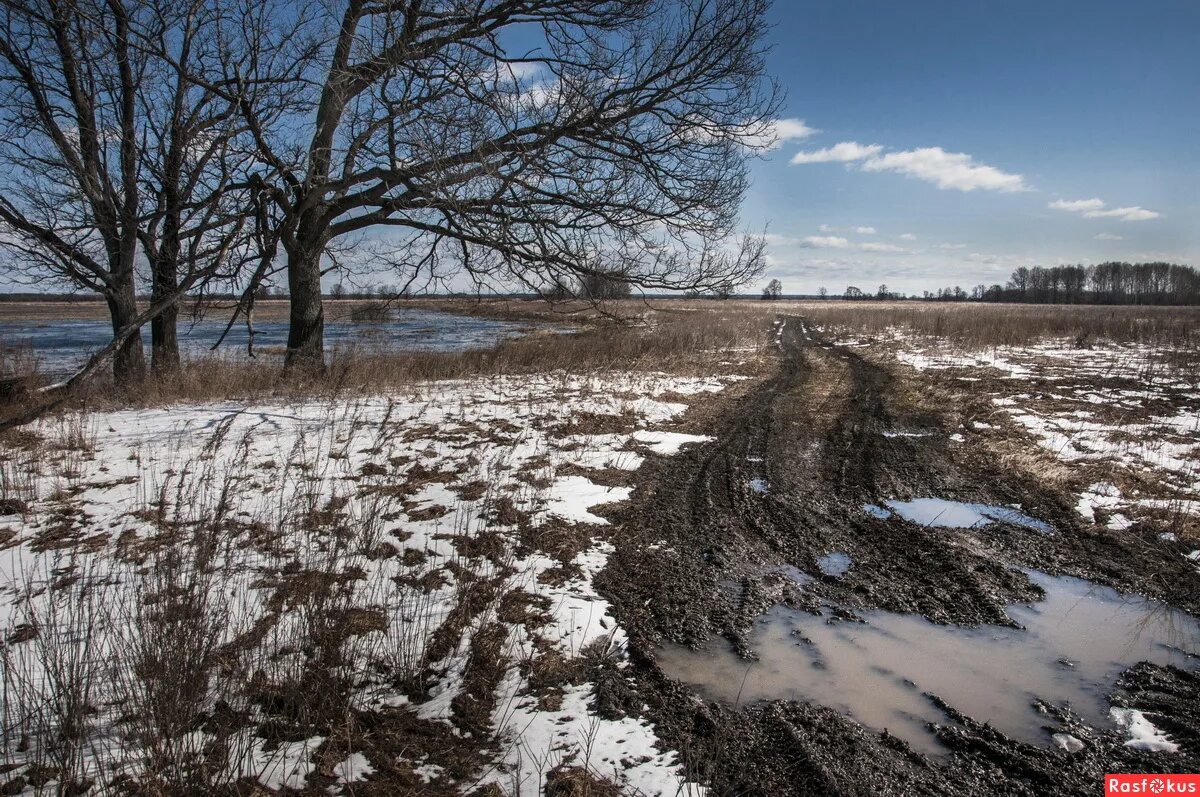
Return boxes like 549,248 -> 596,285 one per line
0,0 -> 151,384
241,0 -> 781,369
0,0 -> 273,385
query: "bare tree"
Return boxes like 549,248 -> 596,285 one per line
0,0 -> 152,385
240,0 -> 780,370
0,0 -> 267,384
133,0 -> 272,373
761,278 -> 782,300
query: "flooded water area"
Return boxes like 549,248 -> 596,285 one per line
0,309 -> 552,374
869,497 -> 1053,533
658,570 -> 1200,756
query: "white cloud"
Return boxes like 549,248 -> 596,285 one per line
818,224 -> 877,235
735,118 -> 818,150
1049,198 -> 1160,222
790,142 -> 882,164
1048,198 -> 1105,212
763,233 -> 800,245
1094,232 -> 1125,241
793,141 -> 1027,193
899,233 -> 917,241
771,232 -> 904,254
799,235 -> 850,248
936,243 -> 967,250
1084,206 -> 1160,222
860,147 -> 1028,193
772,118 -> 819,143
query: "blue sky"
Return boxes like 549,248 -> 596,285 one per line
747,0 -> 1199,294
2,1 -> 1194,297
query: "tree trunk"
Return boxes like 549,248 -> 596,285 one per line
284,237 -> 325,372
106,276 -> 145,387
150,252 -> 180,375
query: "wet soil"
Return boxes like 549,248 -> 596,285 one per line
596,315 -> 1200,795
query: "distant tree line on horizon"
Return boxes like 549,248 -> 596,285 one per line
987,262 -> 1199,305
827,262 -> 1199,305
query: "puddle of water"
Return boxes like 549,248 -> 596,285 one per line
863,503 -> 892,520
817,552 -> 852,577
884,498 -> 1052,534
749,478 -> 769,494
658,571 -> 1200,756
772,564 -> 814,586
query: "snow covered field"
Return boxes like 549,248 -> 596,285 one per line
893,340 -> 1200,557
0,370 -> 750,795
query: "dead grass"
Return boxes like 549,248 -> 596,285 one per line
774,299 -> 1200,349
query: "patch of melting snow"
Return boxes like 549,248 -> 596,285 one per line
1110,708 -> 1180,753
882,429 -> 935,438
239,735 -> 325,791
631,429 -> 712,455
543,475 -> 631,525
1051,733 -> 1085,754
412,762 -> 445,783
0,369 -> 730,794
1076,482 -> 1122,523
658,571 -> 1200,756
332,752 -> 376,784
748,478 -> 769,494
816,552 -> 852,577
884,497 -> 1052,534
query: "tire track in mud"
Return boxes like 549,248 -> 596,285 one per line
595,314 -> 1200,795
603,316 -> 1051,652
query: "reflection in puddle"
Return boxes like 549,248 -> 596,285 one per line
882,497 -> 1052,534
657,572 -> 1200,756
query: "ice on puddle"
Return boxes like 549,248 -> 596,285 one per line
817,552 -> 852,577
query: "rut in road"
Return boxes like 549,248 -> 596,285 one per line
600,314 -> 1197,653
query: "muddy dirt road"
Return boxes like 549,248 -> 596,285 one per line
597,316 -> 1200,795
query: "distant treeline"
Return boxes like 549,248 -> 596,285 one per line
986,262 -> 1200,305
